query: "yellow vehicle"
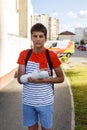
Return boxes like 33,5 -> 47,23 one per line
45,40 -> 75,57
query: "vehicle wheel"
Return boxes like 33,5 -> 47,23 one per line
66,53 -> 71,57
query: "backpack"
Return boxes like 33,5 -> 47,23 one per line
25,49 -> 54,92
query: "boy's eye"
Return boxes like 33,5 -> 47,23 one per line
39,35 -> 44,38
33,35 -> 44,38
33,35 -> 37,38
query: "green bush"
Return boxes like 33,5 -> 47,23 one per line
61,56 -> 69,63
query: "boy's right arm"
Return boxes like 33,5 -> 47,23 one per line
17,64 -> 25,84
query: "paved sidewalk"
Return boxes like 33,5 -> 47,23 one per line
53,77 -> 75,130
0,78 -> 75,130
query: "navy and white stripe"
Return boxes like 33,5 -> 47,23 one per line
23,61 -> 54,106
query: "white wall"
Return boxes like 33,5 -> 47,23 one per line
0,0 -> 33,77
7,0 -> 19,35
0,35 -> 30,77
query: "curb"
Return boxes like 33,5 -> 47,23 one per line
65,76 -> 75,130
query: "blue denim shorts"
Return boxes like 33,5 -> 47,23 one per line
23,104 -> 54,129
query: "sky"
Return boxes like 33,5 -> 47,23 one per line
31,0 -> 87,33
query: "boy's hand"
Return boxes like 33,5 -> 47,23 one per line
28,77 -> 45,83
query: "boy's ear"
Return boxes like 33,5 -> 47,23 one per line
45,37 -> 47,42
45,36 -> 47,40
31,35 -> 33,41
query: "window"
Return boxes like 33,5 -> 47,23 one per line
52,42 -> 57,47
16,0 -> 19,12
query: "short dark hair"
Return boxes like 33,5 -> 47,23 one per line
31,23 -> 47,37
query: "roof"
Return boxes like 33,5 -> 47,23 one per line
59,31 -> 75,35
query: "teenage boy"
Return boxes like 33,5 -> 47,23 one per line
17,23 -> 64,130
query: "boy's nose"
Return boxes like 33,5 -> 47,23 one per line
37,36 -> 40,40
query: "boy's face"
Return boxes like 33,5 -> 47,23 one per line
31,31 -> 47,48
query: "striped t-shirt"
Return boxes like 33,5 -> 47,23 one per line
17,48 -> 61,106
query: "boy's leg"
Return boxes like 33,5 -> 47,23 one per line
41,126 -> 52,130
28,123 -> 38,130
23,104 -> 38,128
38,104 -> 54,130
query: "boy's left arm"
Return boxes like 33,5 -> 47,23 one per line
28,66 -> 64,84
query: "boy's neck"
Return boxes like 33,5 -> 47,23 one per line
33,47 -> 45,54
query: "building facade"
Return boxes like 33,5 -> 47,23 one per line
75,27 -> 84,43
0,0 -> 33,88
84,28 -> 87,44
58,31 -> 75,41
49,17 -> 59,40
75,27 -> 87,44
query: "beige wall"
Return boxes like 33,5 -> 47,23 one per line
19,0 -> 27,37
59,35 -> 75,41
19,0 -> 33,38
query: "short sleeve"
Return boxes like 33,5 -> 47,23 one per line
49,51 -> 61,68
17,49 -> 29,65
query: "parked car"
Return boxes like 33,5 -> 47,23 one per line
77,45 -> 87,51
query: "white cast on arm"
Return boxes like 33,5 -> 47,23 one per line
20,70 -> 49,83
20,74 -> 31,83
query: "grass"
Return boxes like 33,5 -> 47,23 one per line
64,65 -> 87,130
